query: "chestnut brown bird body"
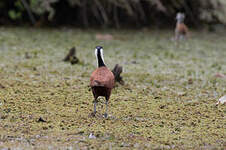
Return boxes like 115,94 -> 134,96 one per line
175,12 -> 189,40
90,46 -> 114,117
90,67 -> 114,89
176,23 -> 188,36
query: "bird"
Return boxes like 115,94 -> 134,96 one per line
90,46 -> 115,118
175,12 -> 189,41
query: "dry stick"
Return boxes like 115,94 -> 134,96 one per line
135,2 -> 146,21
110,0 -> 125,27
113,5 -> 120,28
123,0 -> 133,16
94,0 -> 109,25
183,2 -> 197,26
91,5 -> 100,22
155,0 -> 167,13
20,0 -> 36,25
82,2 -> 88,27
129,1 -> 139,26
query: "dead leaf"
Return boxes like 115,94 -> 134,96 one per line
96,34 -> 113,40
214,73 -> 226,78
216,95 -> 226,105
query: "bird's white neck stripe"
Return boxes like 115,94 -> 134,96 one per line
95,48 -> 105,67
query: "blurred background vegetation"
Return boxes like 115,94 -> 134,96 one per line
0,0 -> 226,28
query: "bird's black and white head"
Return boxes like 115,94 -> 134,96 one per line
176,12 -> 185,23
95,46 -> 105,67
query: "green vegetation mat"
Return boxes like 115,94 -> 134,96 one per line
0,27 -> 225,149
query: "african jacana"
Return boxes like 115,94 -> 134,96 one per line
175,12 -> 189,40
90,46 -> 115,117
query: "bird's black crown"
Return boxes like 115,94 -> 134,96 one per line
96,46 -> 103,50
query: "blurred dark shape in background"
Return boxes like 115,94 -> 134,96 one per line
63,47 -> 79,65
0,0 -> 226,28
112,64 -> 124,85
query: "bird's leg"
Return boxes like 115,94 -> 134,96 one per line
94,101 -> 97,114
104,99 -> 109,118
91,98 -> 97,117
180,34 -> 184,40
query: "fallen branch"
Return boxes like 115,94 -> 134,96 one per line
20,0 -> 36,25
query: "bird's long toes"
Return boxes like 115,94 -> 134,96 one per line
103,113 -> 108,118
